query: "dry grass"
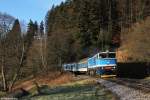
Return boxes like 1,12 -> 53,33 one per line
39,72 -> 73,87
12,72 -> 73,91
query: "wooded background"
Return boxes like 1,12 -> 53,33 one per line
0,0 -> 149,92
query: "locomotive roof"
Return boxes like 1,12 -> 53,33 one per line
100,52 -> 116,54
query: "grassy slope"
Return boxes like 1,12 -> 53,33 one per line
117,17 -> 150,62
0,91 -> 6,97
22,78 -> 117,100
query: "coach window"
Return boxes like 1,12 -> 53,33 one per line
98,53 -> 102,59
96,54 -> 99,59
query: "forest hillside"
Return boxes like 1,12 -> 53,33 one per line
117,17 -> 150,63
45,0 -> 150,65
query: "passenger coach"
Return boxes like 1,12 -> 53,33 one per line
77,58 -> 88,73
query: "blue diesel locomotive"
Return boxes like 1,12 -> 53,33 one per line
63,51 -> 117,77
88,52 -> 117,77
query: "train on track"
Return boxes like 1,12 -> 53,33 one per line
63,51 -> 117,78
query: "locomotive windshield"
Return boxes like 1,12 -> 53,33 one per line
99,52 -> 116,58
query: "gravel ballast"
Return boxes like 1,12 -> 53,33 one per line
98,79 -> 150,100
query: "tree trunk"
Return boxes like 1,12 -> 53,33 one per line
9,44 -> 25,92
1,57 -> 7,91
40,37 -> 48,74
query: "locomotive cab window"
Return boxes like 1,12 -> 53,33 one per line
109,53 -> 116,58
99,53 -> 107,58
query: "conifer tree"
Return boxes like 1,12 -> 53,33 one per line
34,21 -> 38,36
40,21 -> 44,37
25,20 -> 35,48
78,0 -> 92,50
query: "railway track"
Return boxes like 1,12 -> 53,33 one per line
73,74 -> 150,94
73,74 -> 150,93
97,78 -> 150,100
107,78 -> 150,93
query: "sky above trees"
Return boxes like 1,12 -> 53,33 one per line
0,0 -> 65,22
